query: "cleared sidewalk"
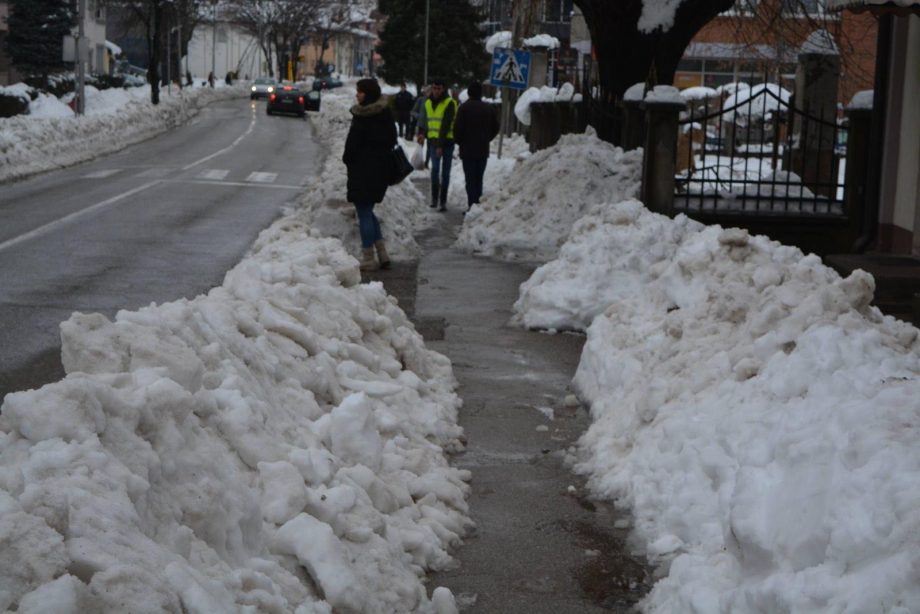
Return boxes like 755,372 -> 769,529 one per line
370,211 -> 650,613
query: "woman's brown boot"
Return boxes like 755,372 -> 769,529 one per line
375,240 -> 391,269
359,247 -> 379,271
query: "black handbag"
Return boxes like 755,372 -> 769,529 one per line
388,145 -> 414,186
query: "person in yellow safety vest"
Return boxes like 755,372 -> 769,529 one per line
416,78 -> 458,211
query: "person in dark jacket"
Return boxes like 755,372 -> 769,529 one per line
393,82 -> 415,139
453,81 -> 500,211
343,78 -> 396,271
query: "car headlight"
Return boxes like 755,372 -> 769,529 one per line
251,86 -> 256,91
267,86 -> 274,93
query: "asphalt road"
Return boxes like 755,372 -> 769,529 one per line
0,97 -> 323,404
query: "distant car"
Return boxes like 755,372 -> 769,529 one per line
312,76 -> 343,91
267,85 -> 307,117
250,78 -> 276,100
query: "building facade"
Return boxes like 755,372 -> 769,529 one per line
675,1 -> 876,104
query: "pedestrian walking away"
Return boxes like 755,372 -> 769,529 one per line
453,80 -> 500,211
408,85 -> 428,143
343,78 -> 396,271
393,82 -> 415,139
416,79 -> 458,212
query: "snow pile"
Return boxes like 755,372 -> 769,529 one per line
513,200 -> 703,330
679,86 -> 718,101
456,130 -> 642,262
523,34 -> 560,49
513,83 -> 580,126
516,199 -> 920,611
0,218 -> 470,612
723,83 -> 791,123
296,87 -> 435,261
0,84 -> 245,183
485,31 -> 512,53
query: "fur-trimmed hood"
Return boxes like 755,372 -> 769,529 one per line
350,96 -> 391,117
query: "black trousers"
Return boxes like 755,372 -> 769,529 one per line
461,156 -> 488,208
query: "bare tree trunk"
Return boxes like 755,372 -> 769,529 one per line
575,0 -> 733,97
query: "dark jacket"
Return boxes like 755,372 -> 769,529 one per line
343,97 -> 397,204
453,99 -> 500,160
394,90 -> 414,122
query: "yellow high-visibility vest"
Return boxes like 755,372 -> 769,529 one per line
425,96 -> 457,140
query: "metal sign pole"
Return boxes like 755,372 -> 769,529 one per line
498,88 -> 506,159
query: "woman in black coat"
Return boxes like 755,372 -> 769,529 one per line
343,78 -> 397,271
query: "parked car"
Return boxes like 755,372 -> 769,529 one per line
267,85 -> 307,117
312,76 -> 343,91
250,77 -> 276,100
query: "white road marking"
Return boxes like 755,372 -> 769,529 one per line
172,179 -> 302,190
198,169 -> 230,180
136,167 -> 175,178
0,180 -> 162,253
245,172 -> 278,183
81,169 -> 121,179
181,112 -> 258,171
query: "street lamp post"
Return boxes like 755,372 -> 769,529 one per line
423,0 -> 429,87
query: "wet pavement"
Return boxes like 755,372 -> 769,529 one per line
366,201 -> 652,613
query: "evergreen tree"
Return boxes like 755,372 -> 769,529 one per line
377,0 -> 487,88
5,0 -> 76,81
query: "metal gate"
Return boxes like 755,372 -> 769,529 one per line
674,84 -> 848,218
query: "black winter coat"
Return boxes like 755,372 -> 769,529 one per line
394,90 -> 414,122
343,97 -> 397,204
453,98 -> 500,160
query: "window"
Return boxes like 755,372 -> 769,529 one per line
543,0 -> 572,23
782,0 -> 828,15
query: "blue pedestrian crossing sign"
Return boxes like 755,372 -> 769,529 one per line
490,48 -> 531,90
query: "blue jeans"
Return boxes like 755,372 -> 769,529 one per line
461,157 -> 488,208
429,142 -> 455,203
354,202 -> 382,248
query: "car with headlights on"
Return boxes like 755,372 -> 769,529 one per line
266,85 -> 307,117
250,77 -> 276,99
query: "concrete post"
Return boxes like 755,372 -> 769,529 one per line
640,100 -> 685,216
792,39 -> 840,197
527,47 -> 548,88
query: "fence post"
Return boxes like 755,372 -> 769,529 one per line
641,100 -> 685,216
844,107 -> 871,249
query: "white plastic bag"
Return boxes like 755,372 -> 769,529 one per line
410,144 -> 426,170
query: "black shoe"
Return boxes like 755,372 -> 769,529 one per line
438,204 -> 446,212
430,202 -> 438,208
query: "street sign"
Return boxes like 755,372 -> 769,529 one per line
490,48 -> 531,90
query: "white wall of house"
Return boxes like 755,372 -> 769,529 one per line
81,0 -> 109,74
185,22 -> 268,81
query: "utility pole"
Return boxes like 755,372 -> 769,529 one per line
211,0 -> 218,82
166,13 -> 171,94
423,0 -> 429,87
76,0 -> 86,114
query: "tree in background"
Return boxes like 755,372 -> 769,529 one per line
5,0 -> 76,84
229,0 -> 354,81
376,0 -> 487,88
574,0 -> 734,98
